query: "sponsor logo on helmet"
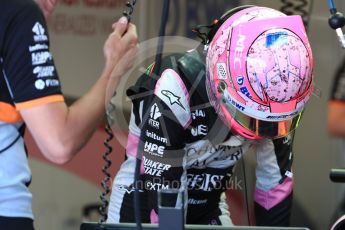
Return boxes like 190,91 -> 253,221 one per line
236,76 -> 252,98
233,33 -> 246,69
223,93 -> 245,112
265,111 -> 298,120
217,63 -> 227,79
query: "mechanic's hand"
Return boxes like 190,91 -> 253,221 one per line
103,16 -> 138,80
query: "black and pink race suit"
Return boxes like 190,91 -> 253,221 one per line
108,47 -> 294,226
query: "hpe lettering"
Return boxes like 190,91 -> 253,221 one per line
31,52 -> 52,65
144,141 -> 165,156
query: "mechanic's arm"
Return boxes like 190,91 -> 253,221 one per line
20,21 -> 137,164
253,133 -> 294,226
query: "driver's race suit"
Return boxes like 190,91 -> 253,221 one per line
108,46 -> 294,226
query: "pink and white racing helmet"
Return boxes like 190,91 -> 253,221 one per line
206,6 -> 314,140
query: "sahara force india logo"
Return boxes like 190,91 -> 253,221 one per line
32,22 -> 48,42
148,103 -> 161,129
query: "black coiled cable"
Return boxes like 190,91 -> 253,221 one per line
98,124 -> 113,225
98,0 -> 170,228
134,1 -> 170,229
97,0 -> 137,225
123,0 -> 137,22
280,0 -> 314,32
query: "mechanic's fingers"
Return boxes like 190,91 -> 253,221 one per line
113,16 -> 129,37
120,23 -> 138,48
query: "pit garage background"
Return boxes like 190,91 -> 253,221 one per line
25,1 -> 345,229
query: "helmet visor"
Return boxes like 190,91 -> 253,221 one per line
223,99 -> 303,139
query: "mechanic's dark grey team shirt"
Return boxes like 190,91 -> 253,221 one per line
0,0 -> 63,219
